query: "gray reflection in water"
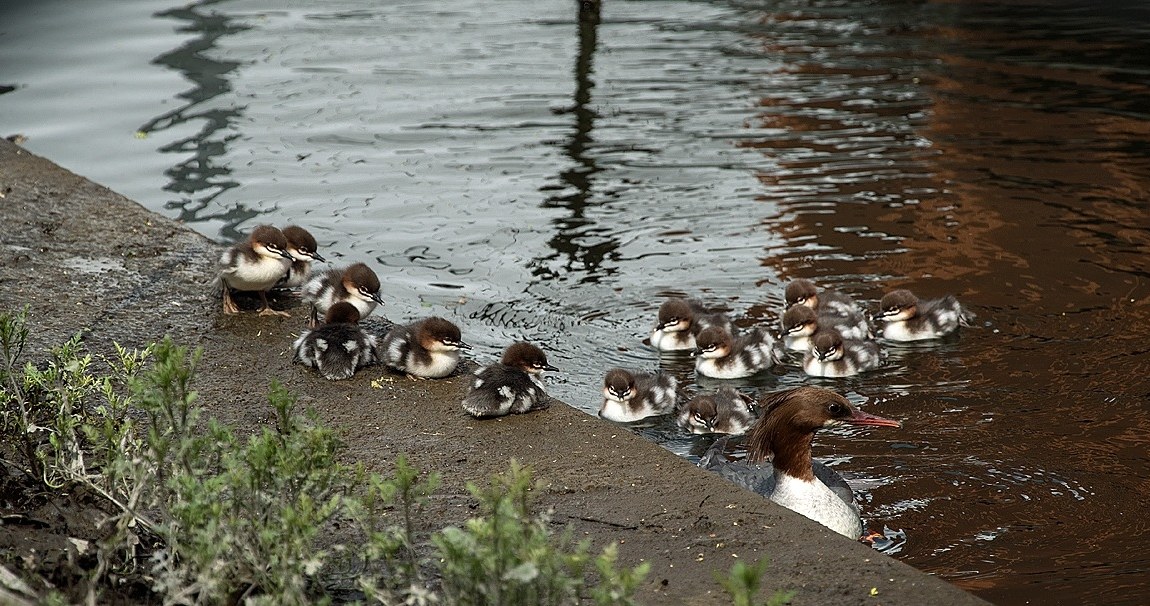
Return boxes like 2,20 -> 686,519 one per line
532,0 -> 618,285
140,1 -> 250,241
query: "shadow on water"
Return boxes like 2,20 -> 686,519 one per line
141,0 -> 251,241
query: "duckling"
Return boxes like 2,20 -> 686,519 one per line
875,288 -> 974,341
292,302 -> 379,380
215,224 -> 292,316
279,225 -> 326,289
650,298 -> 734,352
381,317 -> 470,379
676,388 -> 756,435
301,262 -> 385,326
802,330 -> 883,378
784,278 -> 863,319
694,326 -> 783,379
598,368 -> 678,423
780,303 -> 870,352
462,342 -> 558,418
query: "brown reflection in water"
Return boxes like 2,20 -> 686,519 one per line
740,2 -> 1150,604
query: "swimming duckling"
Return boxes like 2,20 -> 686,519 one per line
650,298 -> 734,352
875,288 -> 974,341
802,330 -> 883,378
694,326 -> 783,379
676,388 -> 757,435
598,368 -> 678,423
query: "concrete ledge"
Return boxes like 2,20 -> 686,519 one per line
0,138 -> 989,605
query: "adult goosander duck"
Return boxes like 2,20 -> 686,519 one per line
875,288 -> 973,341
780,304 -> 870,352
292,302 -> 379,380
215,224 -> 293,316
462,342 -> 559,418
598,368 -> 678,423
677,388 -> 756,435
802,330 -> 883,378
694,326 -> 783,379
700,386 -> 901,539
381,316 -> 470,379
301,262 -> 385,326
650,298 -> 734,352
279,225 -> 326,289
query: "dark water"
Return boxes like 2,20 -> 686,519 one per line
3,0 -> 1150,603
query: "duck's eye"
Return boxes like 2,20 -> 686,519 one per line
828,402 -> 846,416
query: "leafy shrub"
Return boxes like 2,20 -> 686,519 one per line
0,309 -> 663,605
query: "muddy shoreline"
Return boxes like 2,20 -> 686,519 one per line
0,138 -> 988,605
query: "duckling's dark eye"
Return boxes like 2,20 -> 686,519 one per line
827,402 -> 846,416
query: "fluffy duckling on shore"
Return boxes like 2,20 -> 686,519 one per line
215,225 -> 292,316
292,302 -> 379,380
381,317 -> 469,379
462,342 -> 558,419
301,262 -> 385,326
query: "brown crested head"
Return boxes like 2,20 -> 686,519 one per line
694,326 -> 733,352
810,330 -> 843,360
324,301 -> 361,325
657,298 -> 695,328
784,279 -> 818,308
416,317 -> 466,348
781,304 -> 818,334
250,225 -> 289,250
343,263 -> 381,292
603,368 -> 636,397
878,289 -> 919,318
745,387 -> 900,478
282,225 -> 324,261
686,393 -> 719,418
501,342 -> 558,373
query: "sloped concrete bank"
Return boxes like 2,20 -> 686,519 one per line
0,138 -> 989,605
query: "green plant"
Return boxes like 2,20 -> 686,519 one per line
433,460 -> 648,606
718,558 -> 795,606
0,310 -> 678,606
354,455 -> 441,604
143,356 -> 354,606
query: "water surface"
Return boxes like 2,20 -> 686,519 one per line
3,0 -> 1150,603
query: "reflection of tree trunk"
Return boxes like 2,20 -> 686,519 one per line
579,0 -> 601,25
532,0 -> 617,280
142,0 -> 251,240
